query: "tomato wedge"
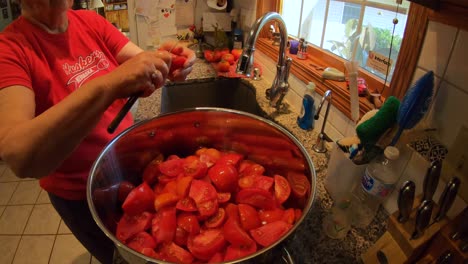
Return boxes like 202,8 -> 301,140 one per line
196,199 -> 218,217
282,208 -> 295,225
238,160 -> 265,177
177,213 -> 200,235
159,158 -> 184,177
142,154 -> 164,185
274,175 -> 291,205
205,208 -> 226,228
238,204 -> 261,231
217,192 -> 231,204
141,247 -> 160,258
122,182 -> 155,215
258,208 -> 285,224
189,180 -> 218,204
116,212 -> 153,242
174,226 -> 189,247
235,188 -> 276,209
208,163 -> 238,192
224,243 -> 257,262
223,217 -> 255,247
152,207 -> 176,244
225,203 -> 240,223
161,242 -> 194,264
208,252 -> 224,263
216,152 -> 243,167
176,197 -> 198,212
187,229 -> 226,261
287,172 -> 310,198
154,192 -> 179,211
250,221 -> 292,247
126,232 -> 157,253
183,156 -> 208,179
176,176 -> 193,198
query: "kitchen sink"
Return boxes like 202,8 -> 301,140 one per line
160,78 -> 264,116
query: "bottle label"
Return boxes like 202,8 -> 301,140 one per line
361,170 -> 394,199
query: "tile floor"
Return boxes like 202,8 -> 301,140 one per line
0,162 -> 101,264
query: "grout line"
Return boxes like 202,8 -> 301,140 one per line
21,204 -> 35,235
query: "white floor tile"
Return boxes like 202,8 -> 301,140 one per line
24,204 -> 61,235
0,235 -> 21,264
35,189 -> 51,204
0,206 -> 5,217
0,167 -> 22,182
91,256 -> 102,264
9,181 -> 41,205
13,235 -> 55,264
49,234 -> 91,264
0,163 -> 7,176
57,220 -> 72,234
0,205 -> 33,235
0,182 -> 19,205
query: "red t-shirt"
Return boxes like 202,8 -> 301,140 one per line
0,10 -> 134,200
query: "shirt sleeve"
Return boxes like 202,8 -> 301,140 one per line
0,33 -> 33,90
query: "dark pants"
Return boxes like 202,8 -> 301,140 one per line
48,193 -> 115,264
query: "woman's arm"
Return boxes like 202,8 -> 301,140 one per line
0,51 -> 171,179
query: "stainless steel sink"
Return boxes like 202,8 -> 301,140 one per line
161,78 -> 264,116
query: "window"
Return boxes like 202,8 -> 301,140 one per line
281,0 -> 410,81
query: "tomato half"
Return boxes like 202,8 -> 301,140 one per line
141,247 -> 160,258
225,203 -> 240,223
287,172 -> 310,198
238,160 -> 265,177
177,213 -> 200,235
161,242 -> 194,264
208,163 -> 238,193
196,199 -> 218,217
159,158 -> 184,177
238,204 -> 261,231
174,226 -> 189,247
258,208 -> 285,224
116,212 -> 153,242
126,232 -> 157,253
189,180 -> 218,204
187,229 -> 226,261
274,175 -> 291,205
250,221 -> 292,247
205,208 -> 226,228
183,156 -> 208,179
224,243 -> 257,262
152,207 -> 176,244
208,252 -> 224,263
154,192 -> 179,211
122,182 -> 155,215
217,192 -> 231,204
282,208 -> 295,225
216,152 -> 244,167
223,217 -> 255,247
235,188 -> 276,210
176,197 -> 198,212
176,176 -> 193,198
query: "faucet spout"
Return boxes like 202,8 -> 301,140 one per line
236,12 -> 291,110
313,90 -> 333,153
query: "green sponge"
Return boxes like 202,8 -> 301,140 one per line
356,96 -> 400,148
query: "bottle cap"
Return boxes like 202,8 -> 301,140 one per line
384,146 -> 400,160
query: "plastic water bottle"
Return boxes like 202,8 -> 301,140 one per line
350,146 -> 401,228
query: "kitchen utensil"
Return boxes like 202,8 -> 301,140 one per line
411,200 -> 434,239
422,160 -> 442,201
434,177 -> 460,222
390,70 -> 434,146
89,108 -> 317,264
397,180 -> 415,223
108,41 -> 180,134
450,207 -> 468,241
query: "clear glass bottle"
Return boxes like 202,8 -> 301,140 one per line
350,146 -> 401,228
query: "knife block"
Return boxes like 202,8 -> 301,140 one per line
362,195 -> 448,264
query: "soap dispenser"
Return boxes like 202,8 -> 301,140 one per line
297,82 -> 316,130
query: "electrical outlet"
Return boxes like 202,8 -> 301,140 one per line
443,125 -> 468,202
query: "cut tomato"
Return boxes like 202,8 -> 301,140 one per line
141,247 -> 160,258
250,221 -> 292,247
224,243 -> 257,262
189,180 -> 218,204
294,208 -> 302,223
216,152 -> 243,167
122,182 -> 155,215
217,192 -> 231,204
223,217 -> 255,247
254,176 -> 274,191
176,176 -> 193,198
196,148 -> 221,167
176,197 -> 198,212
162,181 -> 177,194
151,207 -> 176,244
118,181 -> 135,203
235,188 -> 276,209
116,212 -> 153,242
154,192 -> 179,211
142,154 -> 164,185
287,172 -> 310,198
126,232 -> 157,253
196,199 -> 218,217
274,175 -> 291,205
159,158 -> 184,177
239,160 -> 265,177
205,208 -> 226,228
208,163 -> 238,193
174,226 -> 189,247
225,203 -> 240,223
177,213 -> 200,235
208,252 -> 224,263
238,204 -> 261,231
258,208 -> 285,224
282,208 -> 295,225
183,156 -> 208,179
161,242 -> 194,264
187,229 -> 226,261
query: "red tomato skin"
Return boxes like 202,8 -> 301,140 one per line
174,226 -> 189,247
177,213 -> 201,235
235,188 -> 276,210
287,172 -> 310,198
274,175 -> 291,205
118,181 -> 135,203
224,243 -> 257,262
152,207 -> 177,244
250,221 -> 292,247
116,212 -> 153,242
142,155 -> 164,185
126,232 -> 157,253
217,60 -> 230,72
187,229 -> 226,261
161,242 -> 194,264
196,199 -> 219,217
208,252 -> 224,263
122,182 -> 155,216
159,158 -> 184,177
258,208 -> 285,224
216,152 -> 243,167
189,180 -> 218,204
223,217 -> 255,247
183,156 -> 208,179
282,208 -> 296,225
141,247 -> 160,259
224,203 -> 240,223
154,192 -> 179,211
208,164 -> 238,193
176,197 -> 198,212
205,208 -> 226,228
238,204 -> 261,231
217,192 -> 231,204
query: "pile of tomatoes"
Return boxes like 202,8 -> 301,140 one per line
115,147 -> 310,263
204,48 -> 243,72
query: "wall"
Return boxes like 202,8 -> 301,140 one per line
255,20 -> 467,218
0,0 -> 13,32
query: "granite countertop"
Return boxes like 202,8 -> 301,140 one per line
134,59 -> 387,263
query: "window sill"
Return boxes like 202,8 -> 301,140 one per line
256,38 -> 379,120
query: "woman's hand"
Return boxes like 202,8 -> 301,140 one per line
159,40 -> 196,81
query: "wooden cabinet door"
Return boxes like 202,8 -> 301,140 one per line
105,11 -> 120,28
119,10 -> 129,32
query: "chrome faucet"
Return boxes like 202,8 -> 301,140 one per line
313,90 -> 333,153
236,12 -> 292,110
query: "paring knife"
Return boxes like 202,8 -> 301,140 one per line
422,160 -> 442,201
411,200 -> 434,240
434,177 -> 461,222
397,180 -> 415,223
450,207 -> 468,241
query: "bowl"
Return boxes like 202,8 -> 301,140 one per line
87,108 -> 316,263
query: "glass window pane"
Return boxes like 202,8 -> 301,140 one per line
359,3 -> 409,81
300,0 -> 327,46
323,1 -> 362,60
281,0 -> 302,37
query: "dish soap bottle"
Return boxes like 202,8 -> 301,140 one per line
297,82 -> 316,130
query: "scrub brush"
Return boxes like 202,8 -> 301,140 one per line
356,96 -> 400,149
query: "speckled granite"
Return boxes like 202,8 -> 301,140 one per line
133,59 -> 388,264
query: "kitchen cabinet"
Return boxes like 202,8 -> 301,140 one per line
103,1 -> 129,32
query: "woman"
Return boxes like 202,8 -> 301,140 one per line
0,1 -> 195,263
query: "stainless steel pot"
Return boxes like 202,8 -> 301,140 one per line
87,108 -> 316,264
